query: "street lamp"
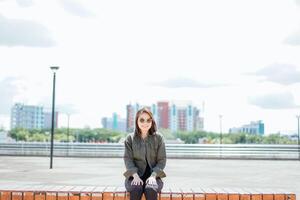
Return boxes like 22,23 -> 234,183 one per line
297,115 -> 300,161
67,113 -> 70,156
219,115 -> 223,158
50,66 -> 59,169
219,115 -> 223,144
67,113 -> 70,143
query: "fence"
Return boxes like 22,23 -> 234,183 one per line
0,142 -> 299,160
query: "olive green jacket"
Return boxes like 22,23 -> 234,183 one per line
123,132 -> 166,179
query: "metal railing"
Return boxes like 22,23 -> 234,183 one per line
0,142 -> 299,160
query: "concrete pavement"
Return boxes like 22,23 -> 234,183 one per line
0,156 -> 299,196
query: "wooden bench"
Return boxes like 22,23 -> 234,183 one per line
0,185 -> 296,200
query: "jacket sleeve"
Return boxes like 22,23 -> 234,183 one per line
151,134 -> 166,177
123,134 -> 138,178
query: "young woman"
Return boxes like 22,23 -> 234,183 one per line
123,107 -> 166,200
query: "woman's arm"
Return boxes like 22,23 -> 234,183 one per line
151,134 -> 166,177
123,134 -> 139,178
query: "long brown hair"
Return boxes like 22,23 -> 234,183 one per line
134,107 -> 157,136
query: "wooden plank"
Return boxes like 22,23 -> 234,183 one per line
170,187 -> 182,200
91,192 -> 103,200
12,192 -> 23,200
0,191 -> 11,200
222,188 -> 239,200
191,188 -> 205,200
34,191 -> 47,200
273,194 -> 285,200
46,191 -> 57,200
243,188 -> 262,200
201,188 -> 217,200
102,187 -> 116,200
160,187 -> 171,200
57,192 -> 68,200
114,187 -> 127,200
77,187 -> 91,200
286,194 -> 296,200
24,192 -> 34,200
69,192 -> 80,200
234,188 -> 250,200
180,188 -> 193,200
213,188 -> 228,200
91,187 -> 105,200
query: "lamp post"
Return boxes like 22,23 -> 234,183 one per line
219,115 -> 223,144
297,115 -> 300,161
50,66 -> 59,169
67,113 -> 70,143
219,115 -> 223,158
67,113 -> 70,156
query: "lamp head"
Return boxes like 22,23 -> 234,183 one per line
50,66 -> 59,72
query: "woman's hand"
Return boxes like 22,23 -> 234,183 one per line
131,173 -> 143,185
146,176 -> 157,186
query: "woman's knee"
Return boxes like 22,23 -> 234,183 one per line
146,178 -> 163,192
125,178 -> 144,192
145,186 -> 157,192
128,184 -> 144,193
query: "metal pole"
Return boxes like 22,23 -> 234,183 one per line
50,71 -> 56,169
219,115 -> 222,158
297,115 -> 300,161
50,66 -> 59,169
67,114 -> 70,143
219,115 -> 223,144
67,114 -> 70,156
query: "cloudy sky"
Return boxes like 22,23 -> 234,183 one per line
1,0 -> 300,134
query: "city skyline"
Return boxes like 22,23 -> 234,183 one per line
1,0 -> 300,134
8,101 -> 265,135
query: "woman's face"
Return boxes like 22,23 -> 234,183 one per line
137,112 -> 152,133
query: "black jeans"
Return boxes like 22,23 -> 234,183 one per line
125,177 -> 164,200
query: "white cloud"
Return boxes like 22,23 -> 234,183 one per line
15,0 -> 34,7
0,77 -> 20,115
0,15 -> 55,47
249,92 -> 300,109
285,30 -> 300,46
1,0 -> 300,133
59,0 -> 94,18
248,63 -> 300,85
150,77 -> 227,88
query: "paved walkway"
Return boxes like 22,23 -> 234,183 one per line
0,156 -> 299,196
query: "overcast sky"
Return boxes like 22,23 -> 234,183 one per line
1,0 -> 300,134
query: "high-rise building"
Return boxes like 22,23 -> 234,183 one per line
169,103 -> 178,132
186,104 -> 194,131
193,107 -> 204,131
11,103 -> 44,129
157,101 -> 169,129
126,104 -> 135,132
151,104 -> 158,125
102,113 -> 126,132
177,108 -> 186,131
169,101 -> 202,132
126,103 -> 141,132
10,103 -> 59,130
126,101 -> 204,133
229,120 -> 264,135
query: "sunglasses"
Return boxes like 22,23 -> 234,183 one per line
139,118 -> 152,123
